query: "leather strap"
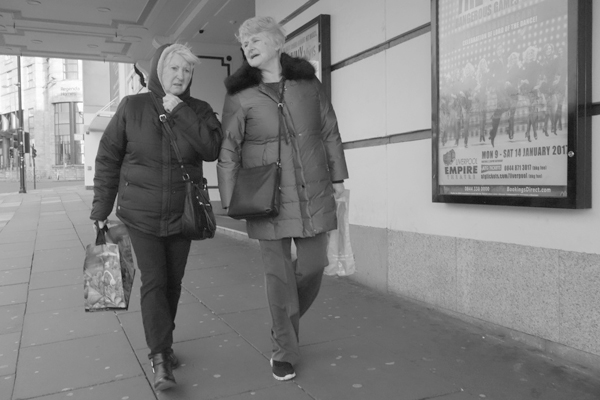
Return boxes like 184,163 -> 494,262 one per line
276,79 -> 286,165
150,94 -> 192,181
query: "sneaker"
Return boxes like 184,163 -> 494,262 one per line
270,358 -> 295,381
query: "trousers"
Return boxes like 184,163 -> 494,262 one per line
127,226 -> 191,357
259,233 -> 328,365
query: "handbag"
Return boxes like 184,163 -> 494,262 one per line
84,222 -> 135,311
227,80 -> 285,220
152,94 -> 216,240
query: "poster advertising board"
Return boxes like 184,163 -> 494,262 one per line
283,14 -> 331,99
431,0 -> 592,208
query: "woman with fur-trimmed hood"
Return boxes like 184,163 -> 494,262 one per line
217,16 -> 349,381
91,43 -> 222,391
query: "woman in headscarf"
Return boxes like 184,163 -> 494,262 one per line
217,16 -> 349,381
90,43 -> 222,391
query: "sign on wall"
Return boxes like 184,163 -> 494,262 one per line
50,80 -> 83,103
284,14 -> 331,99
431,0 -> 592,208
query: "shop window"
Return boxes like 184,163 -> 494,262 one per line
54,102 -> 83,165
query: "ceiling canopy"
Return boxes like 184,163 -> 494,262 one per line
0,0 -> 254,64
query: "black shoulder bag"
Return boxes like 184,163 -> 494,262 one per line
151,94 -> 216,240
227,80 -> 285,220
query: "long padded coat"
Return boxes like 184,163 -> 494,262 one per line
217,54 -> 349,240
90,44 -> 223,236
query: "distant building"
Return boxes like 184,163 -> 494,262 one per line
0,55 -> 141,182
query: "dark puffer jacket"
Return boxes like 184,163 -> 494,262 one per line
90,44 -> 223,236
217,54 -> 348,240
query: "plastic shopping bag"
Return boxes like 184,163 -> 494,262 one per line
83,223 -> 135,312
324,189 -> 356,276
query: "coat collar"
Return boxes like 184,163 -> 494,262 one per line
224,53 -> 316,95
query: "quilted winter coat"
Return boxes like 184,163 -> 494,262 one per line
217,54 -> 349,240
90,44 -> 223,236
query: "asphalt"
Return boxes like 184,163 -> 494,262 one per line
0,181 -> 599,400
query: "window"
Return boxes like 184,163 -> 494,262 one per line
26,65 -> 34,89
54,102 -> 83,165
27,108 -> 34,136
63,59 -> 79,80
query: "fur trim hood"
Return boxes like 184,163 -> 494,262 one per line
224,53 -> 316,95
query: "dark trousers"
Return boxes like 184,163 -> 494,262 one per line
259,233 -> 328,365
127,227 -> 191,357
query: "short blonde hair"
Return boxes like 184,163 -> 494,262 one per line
236,16 -> 286,50
162,43 -> 199,68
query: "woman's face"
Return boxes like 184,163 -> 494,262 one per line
161,53 -> 192,96
241,32 -> 279,70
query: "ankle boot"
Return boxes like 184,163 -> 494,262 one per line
151,352 -> 176,391
167,348 -> 179,369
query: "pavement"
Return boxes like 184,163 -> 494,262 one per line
0,181 -> 599,400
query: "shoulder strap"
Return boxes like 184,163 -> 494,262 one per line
150,94 -> 189,180
276,80 -> 285,164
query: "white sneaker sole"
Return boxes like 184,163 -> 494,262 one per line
270,358 -> 296,381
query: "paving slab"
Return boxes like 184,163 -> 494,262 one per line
182,264 -> 263,290
118,301 -> 233,351
220,384 -> 315,400
29,268 -> 82,290
219,308 -> 272,356
21,307 -> 123,347
0,304 -> 25,335
0,284 -> 28,307
31,246 -> 84,273
0,256 -> 31,271
0,331 -> 20,377
186,279 -> 267,315
35,238 -> 83,251
0,268 -> 30,286
0,242 -> 34,259
0,374 -> 14,400
13,331 -> 143,399
296,335 -> 460,400
3,220 -> 38,231
136,333 -> 278,400
37,220 -> 74,232
32,375 -> 155,400
25,285 -> 82,315
0,230 -> 36,245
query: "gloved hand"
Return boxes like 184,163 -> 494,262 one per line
93,220 -> 108,234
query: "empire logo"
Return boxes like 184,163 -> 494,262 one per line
443,149 -> 456,166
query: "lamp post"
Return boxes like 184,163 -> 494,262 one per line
16,56 -> 26,193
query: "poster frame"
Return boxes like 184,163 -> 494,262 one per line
284,14 -> 331,99
431,0 -> 592,209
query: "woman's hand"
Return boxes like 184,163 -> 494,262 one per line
333,182 -> 345,197
163,93 -> 182,113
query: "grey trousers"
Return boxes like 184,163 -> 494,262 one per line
259,233 -> 329,365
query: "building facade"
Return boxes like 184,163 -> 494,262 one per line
0,56 -> 138,183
